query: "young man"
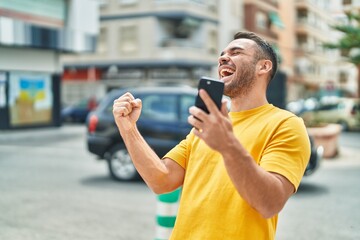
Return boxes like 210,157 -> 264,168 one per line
113,31 -> 310,239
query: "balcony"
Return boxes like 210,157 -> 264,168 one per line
296,18 -> 329,42
160,38 -> 202,48
154,0 -> 218,16
0,17 -> 96,53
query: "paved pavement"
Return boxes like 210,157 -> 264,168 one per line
1,124 -> 359,168
0,124 -> 86,142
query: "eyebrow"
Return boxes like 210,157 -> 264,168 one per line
220,46 -> 245,56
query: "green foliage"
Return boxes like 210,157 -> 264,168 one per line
324,13 -> 360,65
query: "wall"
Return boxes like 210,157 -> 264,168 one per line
0,46 -> 61,73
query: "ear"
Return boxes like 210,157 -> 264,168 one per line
257,60 -> 272,75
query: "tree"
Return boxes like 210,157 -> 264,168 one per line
324,13 -> 360,97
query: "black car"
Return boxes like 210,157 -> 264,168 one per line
86,86 -> 322,181
86,86 -> 197,181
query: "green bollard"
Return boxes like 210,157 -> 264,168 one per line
155,188 -> 181,240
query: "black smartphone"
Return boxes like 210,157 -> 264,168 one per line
195,77 -> 224,113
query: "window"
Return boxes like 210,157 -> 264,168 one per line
339,71 -> 348,84
255,12 -> 267,30
142,95 -> 177,122
317,104 -> 338,111
180,95 -> 195,122
119,26 -> 138,53
97,27 -> 107,53
158,17 -> 201,48
208,30 -> 218,55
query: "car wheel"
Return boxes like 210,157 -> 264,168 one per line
106,145 -> 140,181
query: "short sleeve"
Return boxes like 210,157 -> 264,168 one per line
260,116 -> 311,191
163,131 -> 195,169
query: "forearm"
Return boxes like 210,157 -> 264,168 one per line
221,136 -> 291,218
119,126 -> 172,193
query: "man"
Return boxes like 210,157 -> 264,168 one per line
113,31 -> 310,239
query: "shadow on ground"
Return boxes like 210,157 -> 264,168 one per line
296,181 -> 329,196
80,174 -> 146,190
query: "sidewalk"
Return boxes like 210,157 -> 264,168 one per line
0,124 -> 86,142
323,145 -> 360,168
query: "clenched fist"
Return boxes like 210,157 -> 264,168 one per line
113,92 -> 142,132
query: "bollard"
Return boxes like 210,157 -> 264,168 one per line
155,188 -> 181,240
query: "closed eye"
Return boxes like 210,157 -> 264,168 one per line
220,46 -> 245,57
231,51 -> 242,56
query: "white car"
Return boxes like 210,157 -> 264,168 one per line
300,98 -> 360,131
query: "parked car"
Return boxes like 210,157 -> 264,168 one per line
86,86 -> 196,181
300,98 -> 360,131
86,86 -> 322,181
61,97 -> 98,123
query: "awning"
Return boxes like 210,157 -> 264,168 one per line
269,12 -> 285,29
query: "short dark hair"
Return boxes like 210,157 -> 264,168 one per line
233,31 -> 278,82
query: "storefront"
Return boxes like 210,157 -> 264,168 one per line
0,0 -> 98,129
0,71 -> 61,129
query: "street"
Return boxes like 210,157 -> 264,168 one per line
0,125 -> 360,240
0,125 -> 156,240
277,134 -> 360,240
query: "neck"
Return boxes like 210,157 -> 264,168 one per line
229,87 -> 268,112
230,96 -> 268,112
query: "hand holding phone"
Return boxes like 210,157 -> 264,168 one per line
195,77 -> 224,114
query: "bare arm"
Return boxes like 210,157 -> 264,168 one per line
188,90 -> 294,218
113,92 -> 185,194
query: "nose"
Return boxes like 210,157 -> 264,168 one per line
218,54 -> 230,65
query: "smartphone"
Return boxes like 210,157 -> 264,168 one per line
195,77 -> 224,113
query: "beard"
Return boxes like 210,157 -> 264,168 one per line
223,60 -> 257,98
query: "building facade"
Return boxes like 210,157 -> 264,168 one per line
286,0 -> 356,100
61,0 -> 356,105
0,0 -> 98,129
61,0 -> 287,104
61,0 -> 245,104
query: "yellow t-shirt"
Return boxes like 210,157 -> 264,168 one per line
164,104 -> 310,240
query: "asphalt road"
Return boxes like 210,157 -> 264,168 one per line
0,125 -> 359,239
0,125 -> 156,240
277,142 -> 360,240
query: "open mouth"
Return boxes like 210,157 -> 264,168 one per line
220,68 -> 235,78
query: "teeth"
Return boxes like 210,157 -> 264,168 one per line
220,68 -> 235,77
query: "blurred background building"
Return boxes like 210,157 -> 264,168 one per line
1,0 -> 358,129
286,0 -> 356,101
0,0 -> 99,129
61,0 -> 237,104
61,0 -> 357,106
